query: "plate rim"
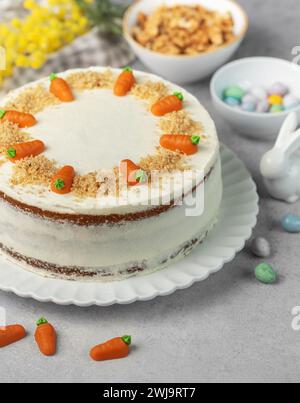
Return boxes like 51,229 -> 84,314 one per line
0,145 -> 259,307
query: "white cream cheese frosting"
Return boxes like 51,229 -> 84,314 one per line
0,67 -> 219,216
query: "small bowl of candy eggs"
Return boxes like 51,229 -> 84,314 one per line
210,57 -> 300,139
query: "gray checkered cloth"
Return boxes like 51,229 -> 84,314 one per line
0,28 -> 135,96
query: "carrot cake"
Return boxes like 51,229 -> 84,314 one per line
0,67 -> 222,281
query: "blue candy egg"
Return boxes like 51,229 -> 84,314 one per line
224,97 -> 240,107
281,214 -> 300,233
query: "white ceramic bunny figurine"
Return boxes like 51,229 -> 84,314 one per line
260,112 -> 300,203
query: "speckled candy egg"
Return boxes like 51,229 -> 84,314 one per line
256,99 -> 270,113
223,86 -> 245,102
241,101 -> 256,112
283,94 -> 300,110
281,214 -> 300,233
250,86 -> 268,101
251,237 -> 271,258
268,95 -> 283,106
270,105 -> 284,113
268,82 -> 289,97
224,97 -> 240,107
242,93 -> 257,104
255,263 -> 277,284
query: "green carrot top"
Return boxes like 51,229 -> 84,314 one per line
0,109 -> 7,119
123,66 -> 133,73
50,73 -> 58,81
36,317 -> 49,326
174,92 -> 184,101
191,136 -> 201,145
122,335 -> 132,346
54,179 -> 66,190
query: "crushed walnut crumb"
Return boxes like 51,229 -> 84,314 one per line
10,156 -> 56,186
72,172 -> 100,198
159,110 -> 203,136
140,147 -> 188,173
132,80 -> 169,104
67,70 -> 116,91
132,5 -> 235,56
0,121 -> 29,151
5,85 -> 60,114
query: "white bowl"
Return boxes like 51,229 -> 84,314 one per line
123,0 -> 248,84
210,57 -> 300,139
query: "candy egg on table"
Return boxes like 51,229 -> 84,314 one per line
268,82 -> 289,97
255,263 -> 277,285
251,237 -> 271,258
281,214 -> 300,233
283,94 -> 300,110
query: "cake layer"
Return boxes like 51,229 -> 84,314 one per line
0,157 -> 222,280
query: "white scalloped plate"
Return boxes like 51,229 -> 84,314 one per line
0,146 -> 258,306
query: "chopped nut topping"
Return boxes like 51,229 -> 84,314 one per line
0,121 -> 29,151
132,5 -> 235,56
159,110 -> 203,136
140,147 -> 188,173
72,172 -> 100,198
67,70 -> 116,91
5,85 -> 60,114
10,156 -> 56,186
132,80 -> 169,104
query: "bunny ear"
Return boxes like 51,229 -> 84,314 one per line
276,112 -> 298,147
282,128 -> 300,156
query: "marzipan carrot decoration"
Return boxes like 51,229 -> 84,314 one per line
114,67 -> 136,96
0,109 -> 37,128
51,166 -> 75,195
160,134 -> 201,155
7,140 -> 45,162
151,92 -> 184,116
120,159 -> 147,186
0,324 -> 26,348
50,73 -> 74,102
90,335 -> 132,361
35,317 -> 57,357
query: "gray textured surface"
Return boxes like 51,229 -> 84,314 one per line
1,0 -> 300,384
